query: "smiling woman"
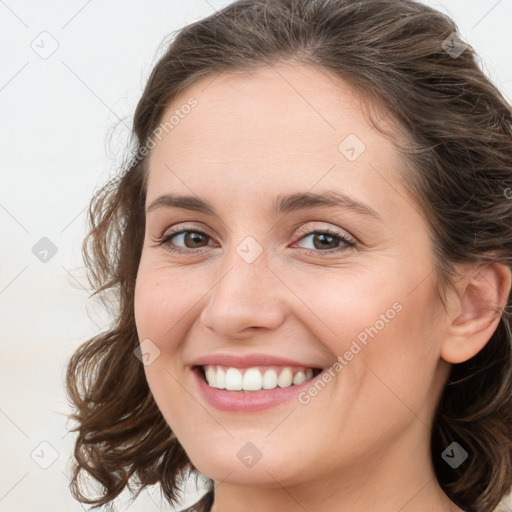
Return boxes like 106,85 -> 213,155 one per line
65,1 -> 512,512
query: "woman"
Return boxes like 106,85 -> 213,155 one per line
65,1 -> 512,511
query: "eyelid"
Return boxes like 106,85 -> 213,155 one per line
155,221 -> 355,244
159,221 -> 214,238
152,222 -> 217,246
293,221 -> 356,244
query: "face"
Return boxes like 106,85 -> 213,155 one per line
134,62 -> 451,488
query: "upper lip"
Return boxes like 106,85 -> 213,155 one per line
191,352 -> 324,369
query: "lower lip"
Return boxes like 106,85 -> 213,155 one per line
191,366 -> 322,412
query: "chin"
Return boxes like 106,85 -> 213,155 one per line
185,445 -> 301,487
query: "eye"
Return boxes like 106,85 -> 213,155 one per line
152,228 -> 215,254
151,225 -> 357,256
293,228 -> 356,256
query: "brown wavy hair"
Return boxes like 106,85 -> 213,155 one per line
65,0 -> 512,510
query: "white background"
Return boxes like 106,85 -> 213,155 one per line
1,1 -> 511,511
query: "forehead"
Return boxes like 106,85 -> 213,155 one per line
150,63 -> 379,161
145,62 -> 412,219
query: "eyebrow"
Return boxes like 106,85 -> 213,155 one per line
146,190 -> 382,221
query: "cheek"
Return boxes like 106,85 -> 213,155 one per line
133,264 -> 197,426
284,263 -> 441,408
134,262 -> 202,340
276,263 -> 405,354
133,261 -> 206,381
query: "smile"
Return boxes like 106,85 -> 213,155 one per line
198,365 -> 323,392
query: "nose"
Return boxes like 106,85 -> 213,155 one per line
198,247 -> 287,339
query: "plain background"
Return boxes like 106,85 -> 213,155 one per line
1,1 -> 511,511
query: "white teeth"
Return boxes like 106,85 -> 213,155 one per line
262,369 -> 278,389
205,365 -> 216,386
225,368 -> 242,390
277,367 -> 293,387
292,370 -> 306,385
242,368 -> 263,391
214,366 -> 226,389
202,365 -> 319,391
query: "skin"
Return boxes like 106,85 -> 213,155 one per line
133,61 -> 511,512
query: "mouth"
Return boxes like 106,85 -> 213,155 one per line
193,364 -> 324,392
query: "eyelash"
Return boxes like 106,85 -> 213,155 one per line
152,225 -> 357,256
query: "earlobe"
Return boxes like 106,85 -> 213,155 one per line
440,261 -> 512,364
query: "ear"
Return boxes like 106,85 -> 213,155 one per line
440,261 -> 511,364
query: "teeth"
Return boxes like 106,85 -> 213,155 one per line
277,367 -> 293,387
225,368 -> 242,390
202,365 -> 319,391
292,370 -> 306,385
243,368 -> 263,390
262,369 -> 277,389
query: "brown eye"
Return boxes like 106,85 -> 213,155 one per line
295,229 -> 356,255
179,231 -> 210,249
155,229 -> 214,253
